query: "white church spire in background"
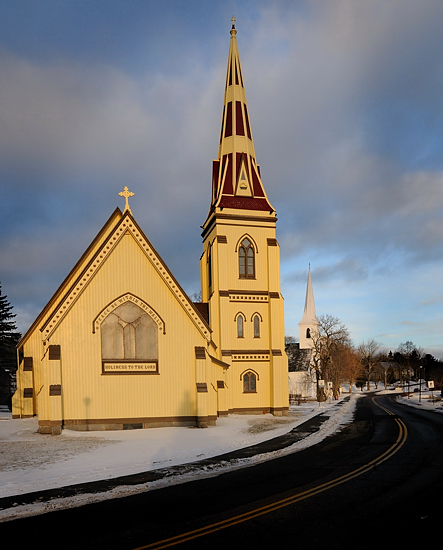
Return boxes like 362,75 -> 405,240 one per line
299,264 -> 318,349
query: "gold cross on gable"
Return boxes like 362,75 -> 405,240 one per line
119,186 -> 134,213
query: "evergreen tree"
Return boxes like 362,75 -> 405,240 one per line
0,282 -> 21,370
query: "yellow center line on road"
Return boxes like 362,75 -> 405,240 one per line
134,398 -> 408,550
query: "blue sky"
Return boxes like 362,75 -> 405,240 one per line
1,0 -> 443,357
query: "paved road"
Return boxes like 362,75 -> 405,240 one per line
2,394 -> 443,549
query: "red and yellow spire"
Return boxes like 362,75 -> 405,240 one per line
208,17 -> 274,216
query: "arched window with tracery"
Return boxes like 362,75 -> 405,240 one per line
238,237 -> 255,279
101,301 -> 158,362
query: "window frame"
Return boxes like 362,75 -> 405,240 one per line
243,371 -> 257,393
238,237 -> 255,279
237,314 -> 245,338
253,315 -> 260,338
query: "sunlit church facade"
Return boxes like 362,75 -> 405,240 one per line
12,22 -> 290,434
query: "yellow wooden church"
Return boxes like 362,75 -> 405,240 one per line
12,21 -> 289,434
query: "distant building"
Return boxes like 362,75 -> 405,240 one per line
288,266 -> 319,400
12,21 -> 289,434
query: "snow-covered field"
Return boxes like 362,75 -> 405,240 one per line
0,388 -> 441,522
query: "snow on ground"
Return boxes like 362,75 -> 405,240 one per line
395,388 -> 443,413
0,394 -> 359,519
0,397 -> 354,499
0,387 -> 440,522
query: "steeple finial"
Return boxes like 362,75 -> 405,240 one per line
231,16 -> 237,35
119,186 -> 134,214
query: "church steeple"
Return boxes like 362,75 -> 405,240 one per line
208,18 -> 274,215
199,20 -> 288,418
299,264 -> 318,349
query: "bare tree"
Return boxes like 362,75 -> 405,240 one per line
358,339 -> 381,390
310,314 -> 351,400
338,343 -> 365,393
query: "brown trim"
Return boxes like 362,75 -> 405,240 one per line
216,235 -> 228,243
228,407 -> 273,415
269,292 -> 280,299
227,407 -> 289,415
226,290 -> 269,295
196,382 -> 208,393
230,349 -> 270,355
219,290 -> 230,297
23,388 -> 33,398
267,238 -> 278,246
58,415 -> 217,431
195,347 -> 206,359
209,354 -> 230,369
101,360 -> 159,375
212,213 -> 276,223
270,407 -> 290,414
201,213 -> 276,240
49,384 -> 62,396
271,349 -> 283,356
48,345 -> 61,360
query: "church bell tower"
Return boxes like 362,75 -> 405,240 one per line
200,19 -> 288,416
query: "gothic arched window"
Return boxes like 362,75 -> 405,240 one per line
253,315 -> 260,338
306,328 -> 311,339
238,238 -> 255,279
237,315 -> 244,338
243,371 -> 257,393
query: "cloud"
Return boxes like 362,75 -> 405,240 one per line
2,0 -> 443,353
284,256 -> 368,286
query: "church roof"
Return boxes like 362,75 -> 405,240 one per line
206,18 -> 274,219
19,207 -> 211,347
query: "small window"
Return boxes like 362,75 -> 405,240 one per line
237,315 -> 244,338
306,328 -> 311,339
253,315 -> 260,338
243,371 -> 257,393
239,238 -> 255,279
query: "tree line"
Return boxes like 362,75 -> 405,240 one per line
0,283 -> 21,406
286,314 -> 443,401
